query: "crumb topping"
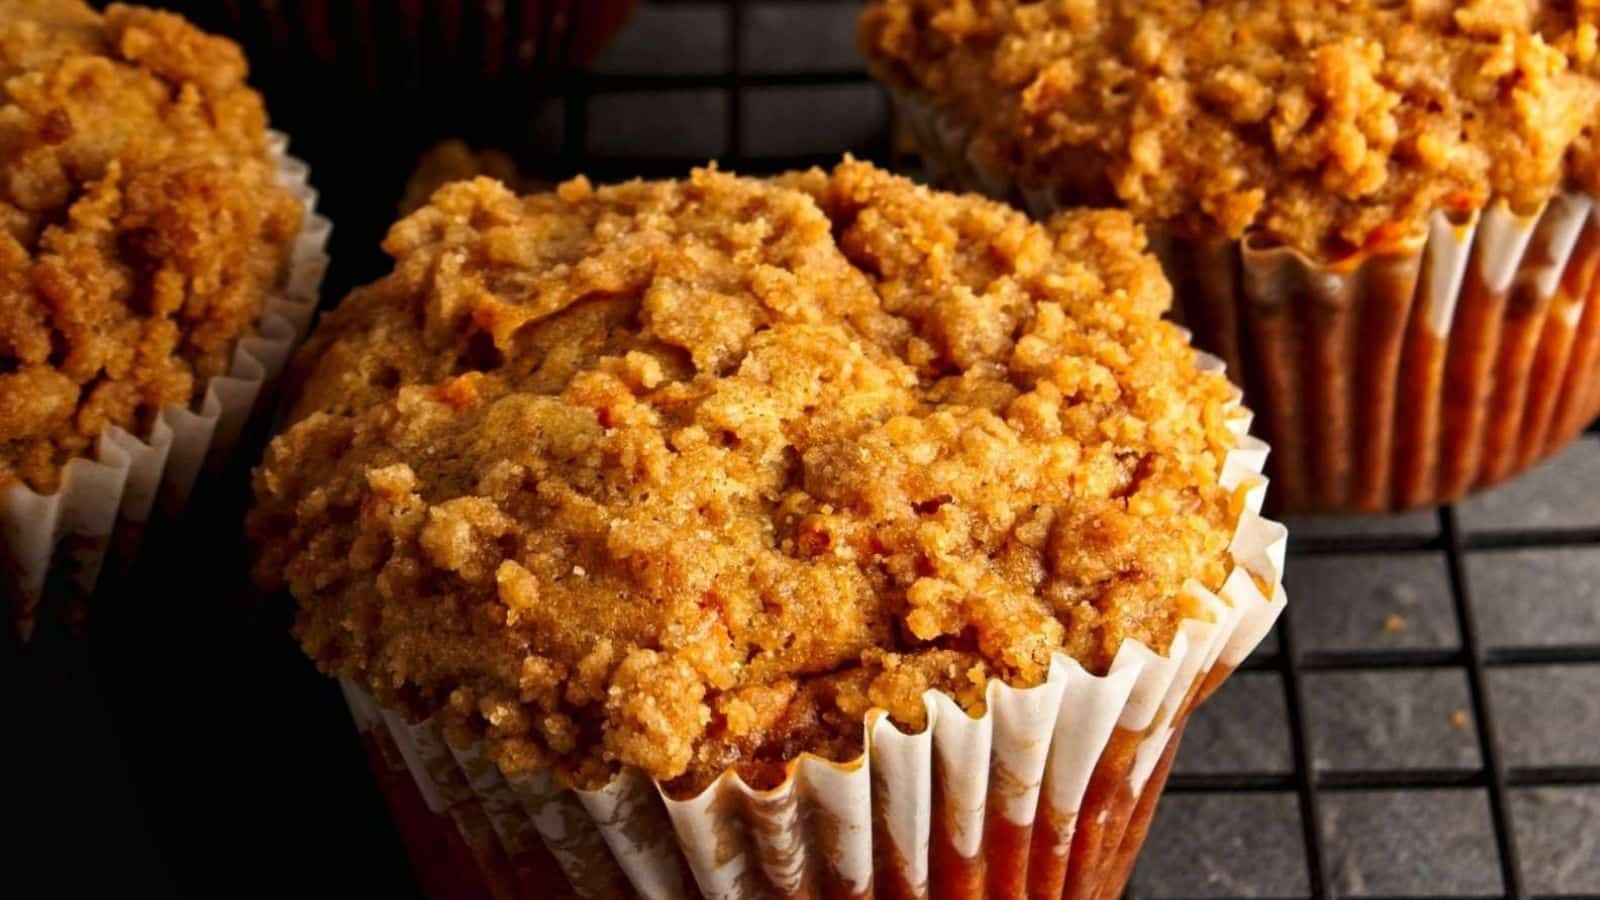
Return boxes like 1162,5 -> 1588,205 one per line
0,1 -> 303,492
249,160 -> 1241,790
862,0 -> 1600,256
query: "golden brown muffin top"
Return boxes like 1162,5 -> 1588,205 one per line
249,160 -> 1242,790
863,0 -> 1600,257
0,1 -> 303,493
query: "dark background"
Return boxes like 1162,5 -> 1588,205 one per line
7,3 -> 1600,899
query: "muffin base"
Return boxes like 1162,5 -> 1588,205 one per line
0,133 -> 330,639
1166,198 -> 1600,512
348,668 -> 1226,900
892,88 -> 1600,513
333,352 -> 1287,900
166,0 -> 638,90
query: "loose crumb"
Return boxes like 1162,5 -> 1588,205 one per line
1383,612 -> 1409,634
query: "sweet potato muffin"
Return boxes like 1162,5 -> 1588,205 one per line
0,0 -> 304,493
249,160 -> 1242,792
865,1 -> 1600,513
863,0 -> 1600,257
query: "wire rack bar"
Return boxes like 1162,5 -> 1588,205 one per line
1440,506 -> 1527,898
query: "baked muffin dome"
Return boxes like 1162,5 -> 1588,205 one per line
863,0 -> 1600,256
249,160 -> 1241,790
0,1 -> 304,493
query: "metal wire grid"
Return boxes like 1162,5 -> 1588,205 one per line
569,3 -> 1600,898
1181,477 -> 1600,900
555,1 -> 894,180
12,3 -> 1584,898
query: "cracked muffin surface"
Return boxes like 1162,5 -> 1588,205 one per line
863,0 -> 1600,257
249,160 -> 1243,791
0,0 -> 302,492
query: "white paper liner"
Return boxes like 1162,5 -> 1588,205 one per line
890,87 -> 1600,512
338,341 -> 1288,900
1,132 -> 330,640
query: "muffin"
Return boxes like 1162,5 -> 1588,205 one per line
156,0 -> 636,289
0,0 -> 328,638
163,1 -> 637,98
249,160 -> 1285,898
863,0 -> 1600,512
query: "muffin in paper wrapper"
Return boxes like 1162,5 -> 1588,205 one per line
891,89 -> 1600,514
163,1 -> 637,93
0,134 -> 330,641
335,347 -> 1288,900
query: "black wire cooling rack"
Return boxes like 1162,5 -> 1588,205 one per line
14,3 -> 1596,898
1153,458 -> 1600,900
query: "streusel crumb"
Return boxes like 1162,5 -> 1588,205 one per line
250,160 -> 1241,791
0,1 -> 302,492
863,0 -> 1600,256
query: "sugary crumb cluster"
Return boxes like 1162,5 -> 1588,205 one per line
249,160 -> 1240,790
863,0 -> 1600,256
0,1 -> 302,492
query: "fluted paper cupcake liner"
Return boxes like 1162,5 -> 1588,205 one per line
336,346 -> 1288,900
1,133 -> 330,641
892,88 -> 1600,513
